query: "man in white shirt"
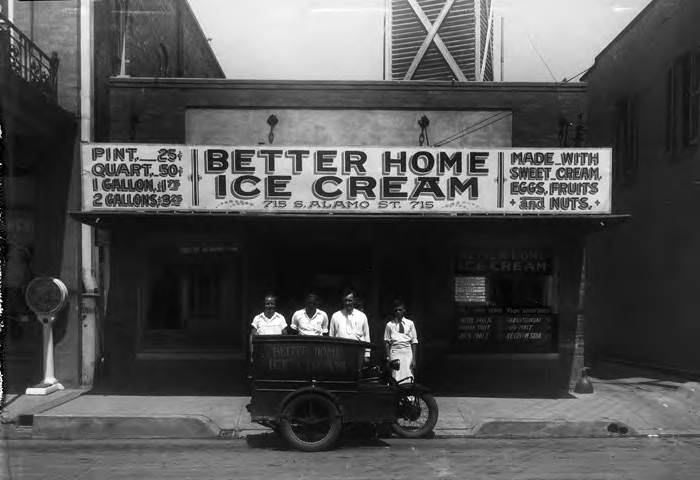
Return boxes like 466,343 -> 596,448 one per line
384,300 -> 418,382
290,293 -> 329,336
251,295 -> 287,335
329,291 -> 370,342
250,294 -> 287,361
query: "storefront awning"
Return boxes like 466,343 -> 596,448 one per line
70,209 -> 630,231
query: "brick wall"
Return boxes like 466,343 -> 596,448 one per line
585,0 -> 700,373
95,0 -> 222,78
180,0 -> 223,77
94,0 -> 223,141
11,0 -> 80,114
106,79 -> 587,145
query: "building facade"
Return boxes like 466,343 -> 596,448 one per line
78,78 -> 614,395
584,0 -> 700,375
3,0 -> 617,398
1,0 -> 80,391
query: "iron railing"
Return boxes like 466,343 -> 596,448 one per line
0,13 -> 59,100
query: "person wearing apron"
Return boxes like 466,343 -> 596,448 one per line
383,300 -> 418,383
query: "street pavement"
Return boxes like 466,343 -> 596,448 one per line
2,361 -> 700,440
3,437 -> 700,479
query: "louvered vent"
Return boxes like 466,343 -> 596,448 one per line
389,0 -> 493,81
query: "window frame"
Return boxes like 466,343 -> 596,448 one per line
666,48 -> 700,153
614,96 -> 638,185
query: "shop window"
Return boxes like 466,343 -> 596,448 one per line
666,66 -> 677,152
614,97 -> 638,185
686,51 -> 700,146
666,49 -> 700,152
144,244 -> 239,348
157,43 -> 169,77
454,249 -> 556,353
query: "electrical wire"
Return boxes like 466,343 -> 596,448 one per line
433,111 -> 510,146
433,111 -> 513,147
527,33 -> 558,82
562,66 -> 591,83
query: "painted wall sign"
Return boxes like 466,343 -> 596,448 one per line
456,307 -> 555,352
81,144 -> 612,215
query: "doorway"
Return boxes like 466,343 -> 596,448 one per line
274,243 -> 372,320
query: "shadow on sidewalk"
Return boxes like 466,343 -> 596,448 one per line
589,358 -> 697,385
433,387 -> 576,399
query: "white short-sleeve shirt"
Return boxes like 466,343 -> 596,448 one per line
290,308 -> 329,335
384,317 -> 418,350
329,309 -> 370,342
251,312 -> 287,335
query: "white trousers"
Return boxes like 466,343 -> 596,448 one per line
390,347 -> 414,383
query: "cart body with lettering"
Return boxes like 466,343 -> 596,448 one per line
247,335 -> 438,451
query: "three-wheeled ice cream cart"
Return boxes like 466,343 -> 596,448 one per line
247,335 -> 438,451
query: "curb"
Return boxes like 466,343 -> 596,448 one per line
11,416 -> 700,440
31,414 -> 221,439
0,389 -> 88,424
10,416 -> 644,440
473,420 -> 637,438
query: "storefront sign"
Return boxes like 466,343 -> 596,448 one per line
81,144 -> 612,215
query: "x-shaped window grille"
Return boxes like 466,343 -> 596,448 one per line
403,0 -> 468,81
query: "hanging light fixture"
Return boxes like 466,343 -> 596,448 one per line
418,115 -> 430,146
267,114 -> 279,144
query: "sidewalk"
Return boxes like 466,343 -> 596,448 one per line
3,362 -> 700,440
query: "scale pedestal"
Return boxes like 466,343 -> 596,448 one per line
26,315 -> 65,395
23,277 -> 69,396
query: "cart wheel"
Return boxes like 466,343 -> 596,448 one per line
280,393 -> 342,451
391,391 -> 438,438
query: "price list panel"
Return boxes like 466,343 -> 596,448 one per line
82,145 -> 190,210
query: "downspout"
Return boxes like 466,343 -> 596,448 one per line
80,0 -> 99,387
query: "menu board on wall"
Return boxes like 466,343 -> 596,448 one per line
454,276 -> 487,303
456,307 -> 555,352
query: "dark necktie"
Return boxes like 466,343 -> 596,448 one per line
399,321 -> 404,334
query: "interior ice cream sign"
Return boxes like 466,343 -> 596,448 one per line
81,144 -> 612,215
